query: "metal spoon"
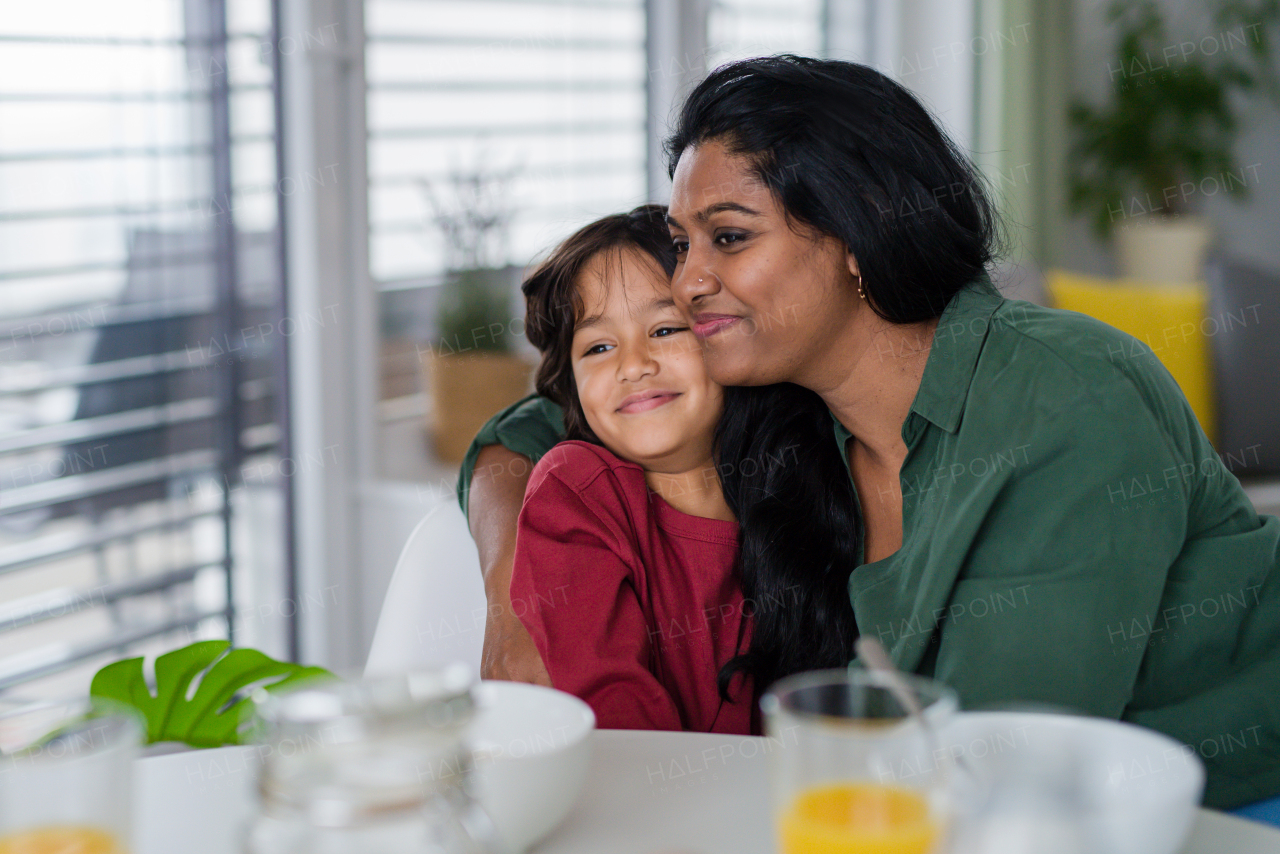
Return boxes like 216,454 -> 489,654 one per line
855,636 -> 975,785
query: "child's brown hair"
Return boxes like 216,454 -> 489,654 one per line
521,203 -> 677,442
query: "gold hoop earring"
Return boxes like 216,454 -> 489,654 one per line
856,276 -> 866,300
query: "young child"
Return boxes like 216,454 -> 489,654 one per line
509,204 -> 756,734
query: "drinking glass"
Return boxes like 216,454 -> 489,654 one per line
760,668 -> 958,854
0,697 -> 143,853
243,665 -> 500,854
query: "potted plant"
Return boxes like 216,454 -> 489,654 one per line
420,163 -> 533,462
1067,0 -> 1279,283
91,640 -> 334,748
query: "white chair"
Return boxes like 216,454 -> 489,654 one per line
365,501 -> 488,677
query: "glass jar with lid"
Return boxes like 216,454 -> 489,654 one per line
243,665 -> 499,854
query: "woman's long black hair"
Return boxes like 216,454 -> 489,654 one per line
714,383 -> 862,701
664,56 -> 1005,698
666,54 -> 1004,323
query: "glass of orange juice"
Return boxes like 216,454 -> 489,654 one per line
0,697 -> 143,853
760,669 -> 958,854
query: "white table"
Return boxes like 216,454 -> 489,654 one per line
134,730 -> 1280,854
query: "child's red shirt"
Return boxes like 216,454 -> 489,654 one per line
510,440 -> 756,734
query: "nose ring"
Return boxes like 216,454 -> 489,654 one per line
698,278 -> 704,283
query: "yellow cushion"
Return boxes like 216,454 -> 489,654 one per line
1045,270 -> 1216,443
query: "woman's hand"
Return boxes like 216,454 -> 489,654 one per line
482,612 -> 551,685
469,444 -> 552,686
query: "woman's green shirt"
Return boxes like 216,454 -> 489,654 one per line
456,276 -> 1280,809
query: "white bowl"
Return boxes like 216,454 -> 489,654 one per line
467,681 -> 595,853
939,712 -> 1204,854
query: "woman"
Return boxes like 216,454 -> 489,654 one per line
460,56 -> 1280,809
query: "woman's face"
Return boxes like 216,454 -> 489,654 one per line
667,139 -> 863,388
571,248 -> 724,473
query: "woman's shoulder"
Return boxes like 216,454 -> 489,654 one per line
979,299 -> 1206,464
988,299 -> 1148,380
986,299 -> 1192,415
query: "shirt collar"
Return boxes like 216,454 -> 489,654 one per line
908,271 -> 1003,434
831,272 -> 1003,453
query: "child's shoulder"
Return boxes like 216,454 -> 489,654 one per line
525,441 -> 649,537
531,439 -> 645,497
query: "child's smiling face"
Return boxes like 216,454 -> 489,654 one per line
571,248 -> 724,473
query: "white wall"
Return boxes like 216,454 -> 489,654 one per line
281,0 -> 377,671
870,0 -> 977,155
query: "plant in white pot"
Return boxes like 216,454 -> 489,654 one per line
420,162 -> 533,462
1068,0 -> 1279,283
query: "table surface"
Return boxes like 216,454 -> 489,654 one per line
134,730 -> 1280,854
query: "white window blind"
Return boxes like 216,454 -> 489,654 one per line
364,0 -> 649,285
0,0 -> 291,696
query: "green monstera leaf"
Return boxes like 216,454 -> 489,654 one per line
90,640 -> 335,748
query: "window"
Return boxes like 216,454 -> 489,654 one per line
0,0 -> 291,696
365,0 -> 649,285
364,0 -> 651,486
